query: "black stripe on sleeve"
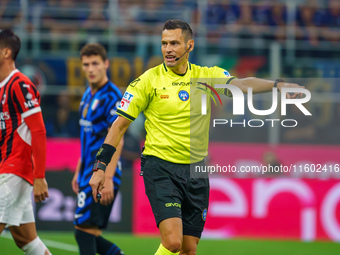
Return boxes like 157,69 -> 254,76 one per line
226,77 -> 236,84
30,82 -> 38,96
224,77 -> 237,97
116,109 -> 135,121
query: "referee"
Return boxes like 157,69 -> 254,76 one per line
90,19 -> 304,255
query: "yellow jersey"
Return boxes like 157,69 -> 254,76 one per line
117,62 -> 235,164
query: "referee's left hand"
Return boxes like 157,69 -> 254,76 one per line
276,82 -> 305,99
89,170 -> 105,203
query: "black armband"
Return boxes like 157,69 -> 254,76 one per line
274,79 -> 285,88
95,143 -> 116,165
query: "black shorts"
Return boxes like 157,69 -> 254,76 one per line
143,156 -> 209,238
74,186 -> 119,229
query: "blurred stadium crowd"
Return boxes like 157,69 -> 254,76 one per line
1,0 -> 340,146
1,0 -> 340,52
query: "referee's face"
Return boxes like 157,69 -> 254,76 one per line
161,28 -> 189,69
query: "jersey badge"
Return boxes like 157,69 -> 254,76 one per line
91,99 -> 99,110
120,92 -> 134,111
178,90 -> 189,101
223,70 -> 231,77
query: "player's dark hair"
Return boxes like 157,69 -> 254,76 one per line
80,43 -> 107,61
163,19 -> 193,41
0,29 -> 21,61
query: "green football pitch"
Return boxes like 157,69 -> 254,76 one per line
1,231 -> 340,255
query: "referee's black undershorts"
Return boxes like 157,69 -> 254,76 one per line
143,156 -> 209,238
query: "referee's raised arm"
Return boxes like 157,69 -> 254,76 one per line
89,116 -> 131,202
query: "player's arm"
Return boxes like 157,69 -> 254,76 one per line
24,111 -> 49,203
100,128 -> 124,206
71,158 -> 81,194
89,116 -> 131,202
230,78 -> 304,98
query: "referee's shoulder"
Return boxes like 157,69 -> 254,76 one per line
137,63 -> 163,81
190,63 -> 216,75
147,63 -> 163,76
193,63 -> 218,69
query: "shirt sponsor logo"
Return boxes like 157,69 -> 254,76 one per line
160,95 -> 169,99
24,98 -> 39,108
0,112 -> 10,120
120,92 -> 134,111
178,90 -> 189,101
0,112 -> 9,130
223,70 -> 231,77
172,82 -> 191,86
79,119 -> 92,127
79,119 -> 93,133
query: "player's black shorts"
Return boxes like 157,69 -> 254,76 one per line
74,186 -> 119,229
143,156 -> 209,238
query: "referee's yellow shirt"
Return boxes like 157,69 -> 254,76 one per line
117,62 -> 235,164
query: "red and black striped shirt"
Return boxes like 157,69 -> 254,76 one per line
0,69 -> 42,184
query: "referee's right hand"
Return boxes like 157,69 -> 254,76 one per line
89,170 -> 105,203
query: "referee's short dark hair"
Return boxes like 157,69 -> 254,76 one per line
80,43 -> 107,61
0,29 -> 21,61
163,19 -> 193,42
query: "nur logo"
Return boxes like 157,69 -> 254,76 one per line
197,82 -> 222,114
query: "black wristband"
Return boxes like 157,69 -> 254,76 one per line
95,143 -> 116,165
274,79 -> 285,88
